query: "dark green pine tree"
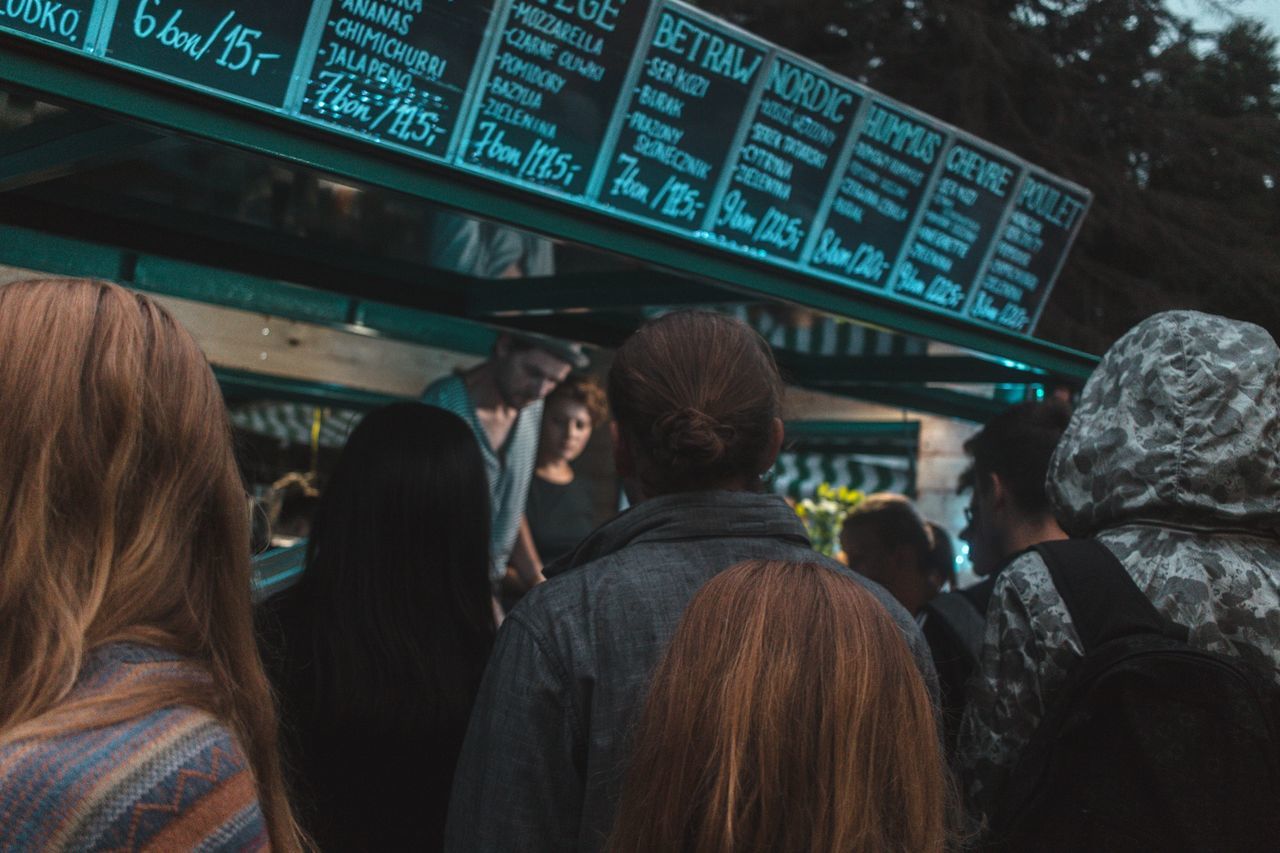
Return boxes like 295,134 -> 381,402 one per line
699,0 -> 1280,353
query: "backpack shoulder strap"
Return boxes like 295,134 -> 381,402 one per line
1033,539 -> 1185,654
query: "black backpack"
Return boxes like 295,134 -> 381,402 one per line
984,539 -> 1280,853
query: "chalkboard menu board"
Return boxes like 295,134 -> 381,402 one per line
0,0 -> 97,47
458,0 -> 651,194
296,0 -> 496,158
889,140 -> 1020,312
596,6 -> 766,230
967,172 -> 1089,332
105,0 -> 313,107
709,56 -> 861,261
806,102 -> 944,290
0,0 -> 1092,338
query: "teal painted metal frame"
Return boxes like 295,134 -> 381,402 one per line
784,421 -> 921,442
0,223 -> 1038,421
783,420 -> 920,461
808,385 -> 1015,423
0,223 -> 500,356
215,367 -> 405,411
0,35 -> 1098,382
251,542 -> 307,600
0,110 -> 163,190
774,350 -> 1047,385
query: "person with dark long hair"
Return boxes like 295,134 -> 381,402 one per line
257,402 -> 496,851
609,560 -> 950,853
446,310 -> 939,852
0,279 -> 301,850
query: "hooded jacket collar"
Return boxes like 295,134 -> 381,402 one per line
1049,310 -> 1280,539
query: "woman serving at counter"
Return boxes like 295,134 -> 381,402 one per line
525,375 -> 609,567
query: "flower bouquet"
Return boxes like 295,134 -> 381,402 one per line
794,483 -> 864,558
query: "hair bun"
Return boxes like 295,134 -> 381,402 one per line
651,407 -> 737,466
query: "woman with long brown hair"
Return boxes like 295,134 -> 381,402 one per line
609,559 -> 950,853
0,279 -> 300,850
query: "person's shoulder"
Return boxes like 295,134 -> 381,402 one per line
507,543 -> 683,647
996,548 -> 1055,601
421,372 -> 466,407
986,546 -> 1082,660
511,398 -> 545,447
0,706 -> 267,850
509,556 -> 605,628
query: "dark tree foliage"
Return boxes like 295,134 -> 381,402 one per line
699,0 -> 1280,354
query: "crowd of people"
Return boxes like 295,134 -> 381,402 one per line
0,277 -> 1277,852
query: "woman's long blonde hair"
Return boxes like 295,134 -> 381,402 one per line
608,560 -> 949,853
0,279 -> 300,850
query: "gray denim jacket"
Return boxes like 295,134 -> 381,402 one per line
445,489 -> 938,852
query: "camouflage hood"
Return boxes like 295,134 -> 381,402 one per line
1048,310 -> 1280,538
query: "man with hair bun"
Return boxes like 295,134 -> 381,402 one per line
446,310 -> 938,853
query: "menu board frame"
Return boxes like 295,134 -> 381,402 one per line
803,97 -> 945,294
102,0 -> 316,108
589,1 -> 770,236
0,0 -> 104,50
702,51 -> 866,263
452,0 -> 657,196
887,136 -> 1022,314
0,0 -> 1092,338
293,0 -> 501,161
964,167 -> 1090,334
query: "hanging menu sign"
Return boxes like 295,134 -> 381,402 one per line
968,172 -> 1089,332
888,140 -> 1020,313
709,56 -> 860,261
0,0 -> 1092,338
104,0 -> 313,107
806,102 -> 944,290
0,0 -> 98,47
296,0 -> 496,158
597,6 -> 766,231
458,0 -> 651,194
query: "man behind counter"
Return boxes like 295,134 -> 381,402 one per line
423,332 -> 588,597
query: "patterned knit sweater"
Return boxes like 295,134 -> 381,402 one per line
0,643 -> 268,851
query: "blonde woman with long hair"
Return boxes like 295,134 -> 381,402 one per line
0,279 -> 301,850
608,560 -> 951,853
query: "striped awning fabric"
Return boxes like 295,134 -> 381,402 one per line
229,402 -> 364,449
645,305 -> 929,358
728,305 -> 929,357
770,451 -> 914,500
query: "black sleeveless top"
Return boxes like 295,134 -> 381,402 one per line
526,474 -> 595,564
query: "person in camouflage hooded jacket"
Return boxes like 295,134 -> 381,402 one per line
957,310 -> 1280,818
